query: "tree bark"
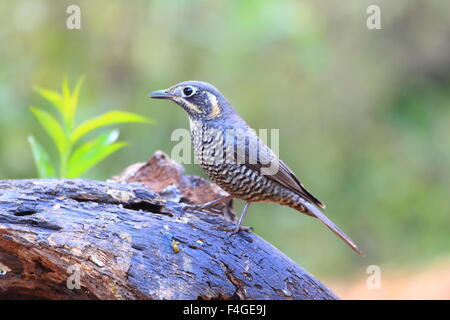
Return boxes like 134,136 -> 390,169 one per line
0,153 -> 338,300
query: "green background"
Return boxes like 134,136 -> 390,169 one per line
0,0 -> 449,280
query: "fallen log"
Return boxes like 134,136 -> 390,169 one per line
0,152 -> 337,300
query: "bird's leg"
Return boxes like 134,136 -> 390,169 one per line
221,201 -> 253,235
183,195 -> 233,214
236,201 -> 250,228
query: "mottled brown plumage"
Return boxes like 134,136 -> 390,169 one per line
149,81 -> 362,255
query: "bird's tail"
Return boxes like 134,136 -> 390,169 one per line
293,198 -> 364,256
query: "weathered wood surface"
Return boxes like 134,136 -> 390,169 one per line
0,156 -> 338,300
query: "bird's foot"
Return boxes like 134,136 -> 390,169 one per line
181,196 -> 232,215
219,225 -> 253,235
182,203 -> 223,215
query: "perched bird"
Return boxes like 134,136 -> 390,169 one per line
149,81 -> 363,255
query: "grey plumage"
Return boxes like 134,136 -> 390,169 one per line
149,80 -> 363,255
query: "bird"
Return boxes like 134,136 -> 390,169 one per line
149,81 -> 363,255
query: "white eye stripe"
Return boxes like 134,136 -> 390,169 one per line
206,92 -> 221,119
173,97 -> 202,113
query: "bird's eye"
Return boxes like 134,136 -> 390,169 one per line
182,86 -> 195,97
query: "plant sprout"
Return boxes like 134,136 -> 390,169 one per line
28,77 -> 152,178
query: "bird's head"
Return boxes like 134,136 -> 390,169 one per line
149,81 -> 233,121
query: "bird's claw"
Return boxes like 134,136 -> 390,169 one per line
219,225 -> 253,236
182,204 -> 223,215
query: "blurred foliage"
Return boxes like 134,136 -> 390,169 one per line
28,78 -> 152,178
0,0 -> 449,277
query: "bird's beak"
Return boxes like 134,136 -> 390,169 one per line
148,89 -> 175,100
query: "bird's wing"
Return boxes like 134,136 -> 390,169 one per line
232,131 -> 326,209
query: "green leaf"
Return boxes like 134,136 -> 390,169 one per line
63,76 -> 85,126
33,86 -> 64,115
67,130 -> 127,178
62,76 -> 71,103
28,135 -> 56,178
71,111 -> 153,143
29,106 -> 68,155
